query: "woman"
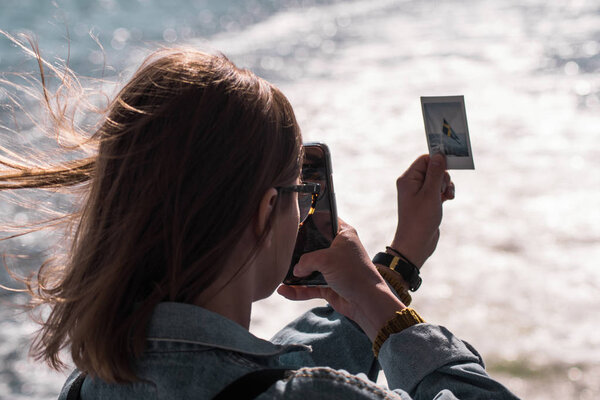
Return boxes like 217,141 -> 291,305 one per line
1,48 -> 518,399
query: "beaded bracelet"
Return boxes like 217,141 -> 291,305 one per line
372,308 -> 426,357
375,265 -> 412,306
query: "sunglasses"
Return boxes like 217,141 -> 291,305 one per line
276,182 -> 321,225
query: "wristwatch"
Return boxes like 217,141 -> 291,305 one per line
372,252 -> 422,291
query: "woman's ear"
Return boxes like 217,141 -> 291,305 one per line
255,188 -> 279,238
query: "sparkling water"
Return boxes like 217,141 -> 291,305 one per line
1,0 -> 599,398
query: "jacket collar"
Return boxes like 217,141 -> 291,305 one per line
146,302 -> 310,357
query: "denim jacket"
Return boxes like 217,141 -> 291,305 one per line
58,302 -> 519,399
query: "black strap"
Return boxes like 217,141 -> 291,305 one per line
65,372 -> 86,400
372,252 -> 422,291
212,368 -> 294,400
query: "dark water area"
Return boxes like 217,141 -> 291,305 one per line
1,0 -> 599,398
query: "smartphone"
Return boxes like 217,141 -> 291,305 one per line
283,142 -> 338,286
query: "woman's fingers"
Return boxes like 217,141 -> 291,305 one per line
442,181 -> 455,202
441,171 -> 449,193
277,285 -> 341,306
292,248 -> 329,277
277,285 -> 322,301
279,220 -> 406,338
283,220 -> 383,306
441,172 -> 455,202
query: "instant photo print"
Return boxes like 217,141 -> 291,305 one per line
421,96 -> 475,169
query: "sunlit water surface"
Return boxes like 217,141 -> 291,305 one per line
1,0 -> 599,398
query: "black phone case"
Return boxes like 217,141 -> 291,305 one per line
283,142 -> 338,286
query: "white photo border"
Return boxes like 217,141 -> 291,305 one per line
420,95 -> 475,170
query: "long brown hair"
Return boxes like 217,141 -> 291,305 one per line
0,43 -> 302,382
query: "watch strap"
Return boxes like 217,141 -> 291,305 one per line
372,252 -> 422,291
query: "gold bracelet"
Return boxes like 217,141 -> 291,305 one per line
372,308 -> 425,357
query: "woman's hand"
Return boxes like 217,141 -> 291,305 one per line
390,153 -> 454,267
278,220 -> 405,341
